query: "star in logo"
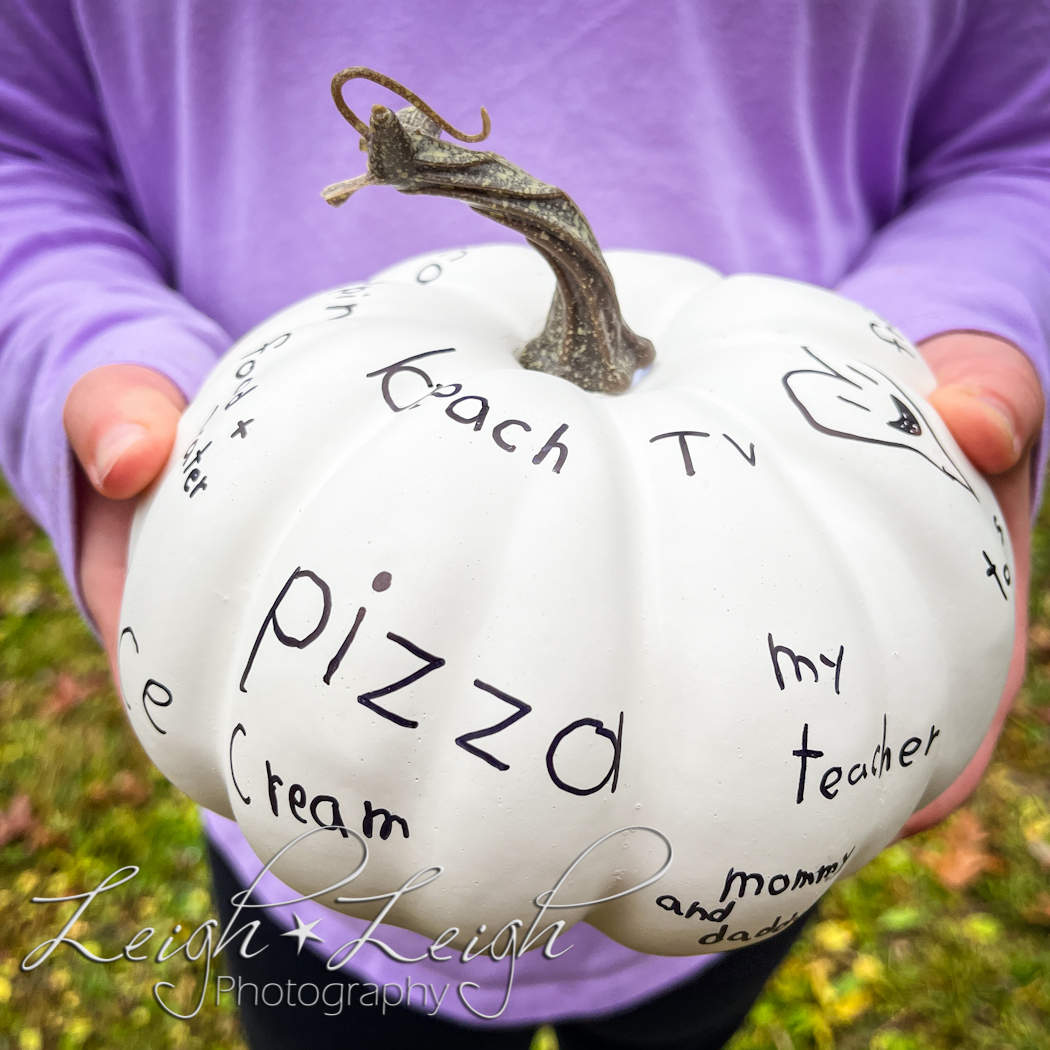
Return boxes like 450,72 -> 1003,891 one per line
280,913 -> 324,955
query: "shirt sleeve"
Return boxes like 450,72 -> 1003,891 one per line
837,1 -> 1050,502
0,0 -> 229,608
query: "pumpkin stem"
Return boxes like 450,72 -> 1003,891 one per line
322,71 -> 654,393
330,68 -> 492,145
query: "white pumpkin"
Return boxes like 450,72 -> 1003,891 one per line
119,242 -> 1013,956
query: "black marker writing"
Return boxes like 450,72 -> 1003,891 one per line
800,721 -> 940,804
870,320 -> 914,357
719,848 -> 856,903
872,714 -> 891,778
323,607 -> 366,686
230,724 -> 250,804
783,346 -> 974,495
983,550 -> 1009,600
183,441 -> 211,471
532,424 -> 569,474
769,634 -> 843,693
656,895 -> 735,923
183,470 -> 207,497
722,434 -> 756,466
240,568 -> 333,693
818,646 -> 845,694
181,406 -> 218,470
446,396 -> 489,431
142,679 -> 173,735
769,634 -> 816,688
309,796 -> 349,838
925,724 -> 940,755
492,419 -> 531,452
792,723 -> 824,804
357,633 -> 446,729
455,680 -> 532,771
546,713 -> 624,796
366,348 -> 456,413
225,379 -> 257,411
264,758 -> 349,838
650,431 -> 710,476
362,800 -> 410,840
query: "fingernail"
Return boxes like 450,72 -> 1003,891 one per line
92,423 -> 148,487
975,394 -> 1022,458
936,384 -> 1021,462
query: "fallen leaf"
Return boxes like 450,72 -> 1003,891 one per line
852,954 -> 884,983
111,771 -> 151,806
813,920 -> 855,953
1021,893 -> 1050,926
1028,622 -> 1050,653
87,771 -> 152,807
1027,839 -> 1050,872
0,794 -> 34,847
828,986 -> 873,1025
25,825 -> 57,852
917,810 -> 1006,891
41,673 -> 93,717
960,913 -> 1001,944
805,957 -> 835,1006
877,906 -> 924,932
5,579 -> 43,616
1018,796 -> 1050,870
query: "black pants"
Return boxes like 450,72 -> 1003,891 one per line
209,842 -> 809,1050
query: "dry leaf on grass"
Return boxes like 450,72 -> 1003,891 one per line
86,771 -> 152,808
917,810 -> 1006,891
111,770 -> 152,806
1026,838 -> 1050,871
1021,893 -> 1050,926
1027,622 -> 1050,654
1019,795 -> 1050,870
805,957 -> 836,1006
41,672 -> 97,717
0,793 -> 34,847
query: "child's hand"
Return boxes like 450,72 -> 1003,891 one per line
901,331 -> 1044,836
63,364 -> 185,678
63,333 -> 1044,834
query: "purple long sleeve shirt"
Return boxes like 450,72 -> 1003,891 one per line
3,0 -> 1050,1028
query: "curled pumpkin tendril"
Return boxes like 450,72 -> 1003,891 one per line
323,66 -> 653,391
330,67 -> 491,143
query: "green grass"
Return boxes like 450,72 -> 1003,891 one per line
0,477 -> 1048,1049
